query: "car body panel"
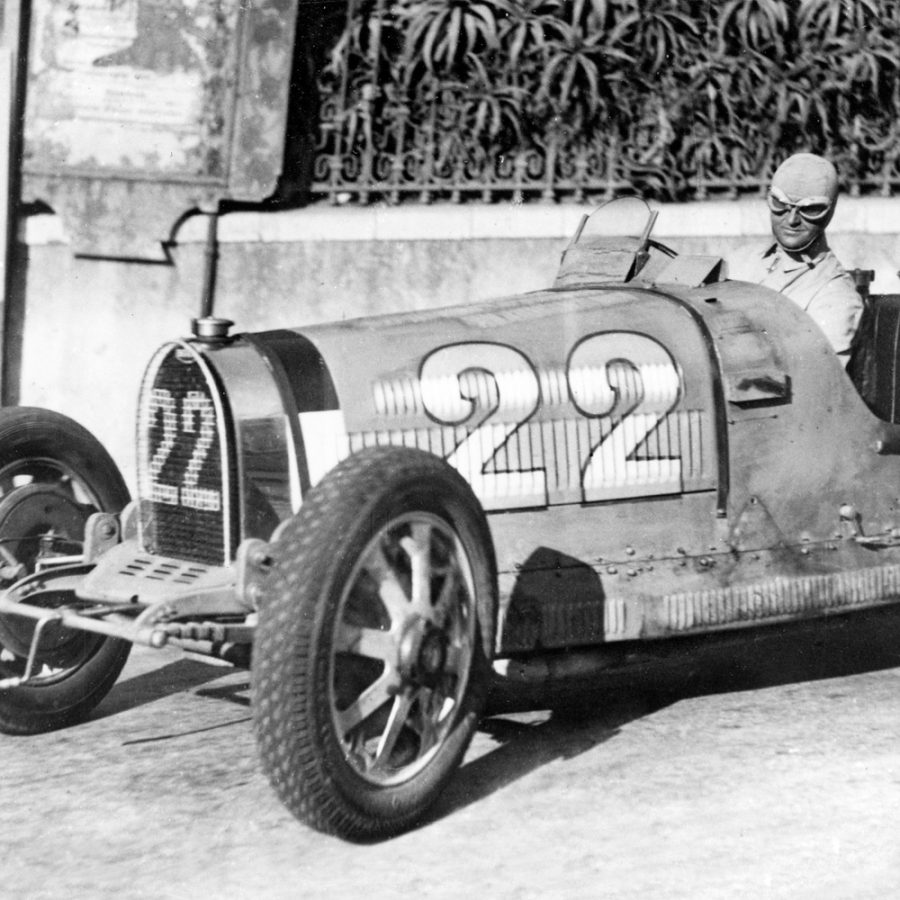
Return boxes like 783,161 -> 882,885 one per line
133,264 -> 900,655
14,201 -> 900,661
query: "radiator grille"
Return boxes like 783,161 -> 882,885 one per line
137,345 -> 234,566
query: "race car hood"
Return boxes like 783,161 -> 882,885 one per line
269,284 -> 721,436
262,273 -> 822,436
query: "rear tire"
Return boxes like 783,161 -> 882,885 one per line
253,447 -> 497,840
0,407 -> 131,734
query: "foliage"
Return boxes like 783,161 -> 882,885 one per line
314,0 -> 900,201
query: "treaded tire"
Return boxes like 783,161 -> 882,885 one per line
0,407 -> 131,734
0,407 -> 129,512
252,446 -> 497,841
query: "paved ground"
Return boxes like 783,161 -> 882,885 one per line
4,607 -> 900,900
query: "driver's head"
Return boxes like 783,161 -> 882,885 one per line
768,153 -> 839,253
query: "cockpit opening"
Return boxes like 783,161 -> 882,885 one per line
847,286 -> 900,423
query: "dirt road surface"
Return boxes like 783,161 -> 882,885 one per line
4,608 -> 900,900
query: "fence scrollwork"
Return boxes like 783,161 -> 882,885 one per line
308,0 -> 900,205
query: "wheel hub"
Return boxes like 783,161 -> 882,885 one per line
399,616 -> 448,687
418,628 -> 448,678
0,483 -> 91,663
0,483 -> 86,576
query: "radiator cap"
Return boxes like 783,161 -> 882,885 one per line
191,316 -> 234,344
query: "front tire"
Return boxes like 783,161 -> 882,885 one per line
252,447 -> 497,840
0,407 -> 131,734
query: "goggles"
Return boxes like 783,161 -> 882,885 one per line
767,185 -> 832,222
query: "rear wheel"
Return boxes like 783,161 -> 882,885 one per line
253,446 -> 497,840
0,407 -> 131,734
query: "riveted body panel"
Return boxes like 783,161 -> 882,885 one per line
4,198 -> 899,681
190,272 -> 900,653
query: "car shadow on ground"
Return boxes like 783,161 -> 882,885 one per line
86,605 -> 900,825
95,658 -> 230,721
194,680 -> 252,706
94,640 -> 253,722
429,691 -> 665,826
95,661 -> 252,744
432,604 -> 900,823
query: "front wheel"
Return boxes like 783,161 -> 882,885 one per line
252,447 -> 497,840
0,407 -> 131,734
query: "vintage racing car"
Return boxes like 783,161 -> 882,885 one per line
0,198 -> 897,840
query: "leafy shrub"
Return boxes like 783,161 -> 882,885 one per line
312,0 -> 900,202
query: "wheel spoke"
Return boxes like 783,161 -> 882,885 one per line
430,564 -> 460,627
370,690 -> 416,773
335,669 -> 400,737
407,687 -> 442,755
400,521 -> 433,614
334,624 -> 396,662
323,502 -> 484,800
444,640 -> 466,675
363,543 -> 410,624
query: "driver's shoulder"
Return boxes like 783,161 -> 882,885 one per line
810,250 -> 861,301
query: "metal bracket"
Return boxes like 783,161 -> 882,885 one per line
0,551 -> 243,666
855,531 -> 900,549
235,537 -> 275,610
0,614 -> 62,689
83,511 -> 121,563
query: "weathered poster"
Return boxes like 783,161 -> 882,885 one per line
26,0 -> 234,177
22,0 -> 298,259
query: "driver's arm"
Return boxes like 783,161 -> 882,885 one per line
805,277 -> 864,364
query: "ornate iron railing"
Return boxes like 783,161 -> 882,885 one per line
307,0 -> 900,205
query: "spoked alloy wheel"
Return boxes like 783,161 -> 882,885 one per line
253,447 -> 497,841
333,511 -> 477,787
0,407 -> 131,734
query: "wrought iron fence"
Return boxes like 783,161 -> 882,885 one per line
308,0 -> 900,205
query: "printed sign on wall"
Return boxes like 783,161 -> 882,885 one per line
22,0 -> 299,259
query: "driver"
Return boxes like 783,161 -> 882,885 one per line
729,153 -> 862,366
